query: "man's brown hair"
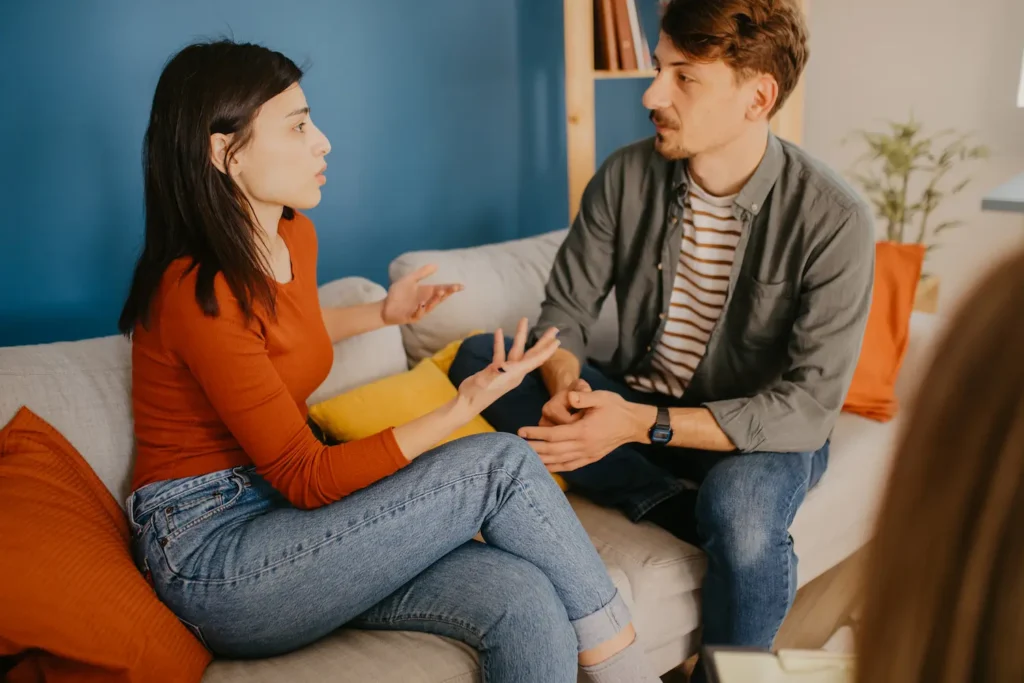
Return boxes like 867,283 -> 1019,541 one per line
857,247 -> 1024,682
661,0 -> 809,116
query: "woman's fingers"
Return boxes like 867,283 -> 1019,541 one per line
492,329 -> 506,366
507,318 -> 529,362
417,284 -> 463,315
407,264 -> 439,284
525,327 -> 559,357
506,338 -> 560,377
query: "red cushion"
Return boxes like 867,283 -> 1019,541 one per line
0,407 -> 211,682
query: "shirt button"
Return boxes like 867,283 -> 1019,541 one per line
647,345 -> 652,352
659,313 -> 666,320
657,262 -> 663,271
670,216 -> 677,224
751,203 -> 759,211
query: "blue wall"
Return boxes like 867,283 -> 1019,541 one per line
0,0 -> 659,346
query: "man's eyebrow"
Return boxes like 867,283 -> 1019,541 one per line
286,106 -> 310,118
654,57 -> 692,67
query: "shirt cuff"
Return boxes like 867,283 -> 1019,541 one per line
378,427 -> 412,473
702,397 -> 766,453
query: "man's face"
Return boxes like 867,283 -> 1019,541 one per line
642,32 -> 773,159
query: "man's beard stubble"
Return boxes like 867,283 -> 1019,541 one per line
650,109 -> 689,160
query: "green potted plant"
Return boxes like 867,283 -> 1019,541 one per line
845,116 -> 989,311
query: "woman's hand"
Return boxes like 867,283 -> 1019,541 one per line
456,318 -> 560,415
382,264 -> 463,326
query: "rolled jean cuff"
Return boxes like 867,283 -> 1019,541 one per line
570,589 -> 631,651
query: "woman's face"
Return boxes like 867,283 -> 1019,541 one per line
212,83 -> 331,212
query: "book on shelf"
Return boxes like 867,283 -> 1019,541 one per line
595,0 -> 619,71
594,0 -> 653,73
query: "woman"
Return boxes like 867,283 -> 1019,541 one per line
856,247 -> 1024,682
119,40 -> 658,683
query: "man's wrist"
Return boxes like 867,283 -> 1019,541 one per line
548,371 -> 579,395
627,402 -> 659,444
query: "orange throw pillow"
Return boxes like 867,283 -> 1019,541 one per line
0,407 -> 211,682
842,242 -> 926,422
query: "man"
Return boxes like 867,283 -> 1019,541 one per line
449,0 -> 874,677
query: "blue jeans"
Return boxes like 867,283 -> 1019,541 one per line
450,335 -> 829,661
126,433 -> 632,683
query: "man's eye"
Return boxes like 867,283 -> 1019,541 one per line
295,122 -> 306,132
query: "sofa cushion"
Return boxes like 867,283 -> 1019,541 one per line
389,230 -> 619,365
0,334 -> 135,503
202,630 -> 478,683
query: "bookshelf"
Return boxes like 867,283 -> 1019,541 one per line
563,0 -> 807,222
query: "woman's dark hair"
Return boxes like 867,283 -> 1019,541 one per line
118,39 -> 303,335
857,247 -> 1024,682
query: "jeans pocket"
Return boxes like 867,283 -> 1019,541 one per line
152,473 -> 248,575
164,489 -> 226,536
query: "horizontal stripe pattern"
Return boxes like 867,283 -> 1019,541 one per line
627,178 -> 741,398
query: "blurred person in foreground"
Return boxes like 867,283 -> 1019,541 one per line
857,247 -> 1024,683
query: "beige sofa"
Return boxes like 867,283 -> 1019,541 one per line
0,229 -> 940,682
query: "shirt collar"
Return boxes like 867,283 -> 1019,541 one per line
671,132 -> 785,218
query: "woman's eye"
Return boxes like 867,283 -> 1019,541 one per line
295,122 -> 306,132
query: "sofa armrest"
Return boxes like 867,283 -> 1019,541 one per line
309,277 -> 408,405
388,230 -> 619,363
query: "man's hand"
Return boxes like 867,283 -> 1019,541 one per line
539,378 -> 592,426
519,391 -> 655,472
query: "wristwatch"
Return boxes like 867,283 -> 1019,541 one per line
648,406 -> 673,445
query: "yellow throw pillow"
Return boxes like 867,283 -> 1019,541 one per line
309,337 -> 567,491
309,359 -> 494,447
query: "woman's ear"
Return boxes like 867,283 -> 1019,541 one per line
209,133 -> 233,175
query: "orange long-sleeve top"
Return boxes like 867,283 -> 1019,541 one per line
129,212 -> 408,509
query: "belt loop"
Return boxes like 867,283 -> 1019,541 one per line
124,491 -> 142,536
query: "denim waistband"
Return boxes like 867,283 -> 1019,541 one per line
125,465 -> 256,533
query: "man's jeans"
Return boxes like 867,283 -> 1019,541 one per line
126,433 -> 632,683
450,335 -> 829,657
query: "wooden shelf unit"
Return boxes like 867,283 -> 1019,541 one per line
563,0 -> 807,222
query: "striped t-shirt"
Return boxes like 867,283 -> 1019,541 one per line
625,175 -> 741,398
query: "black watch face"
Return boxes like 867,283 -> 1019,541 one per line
650,426 -> 673,443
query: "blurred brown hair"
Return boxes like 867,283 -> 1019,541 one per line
660,0 -> 808,116
857,247 -> 1024,683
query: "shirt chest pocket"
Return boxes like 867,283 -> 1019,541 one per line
729,275 -> 796,348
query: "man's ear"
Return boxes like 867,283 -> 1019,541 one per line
210,133 -> 233,175
747,73 -> 779,122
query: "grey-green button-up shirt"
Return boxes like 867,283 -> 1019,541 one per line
531,134 -> 875,453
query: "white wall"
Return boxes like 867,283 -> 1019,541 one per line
802,0 -> 1024,313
